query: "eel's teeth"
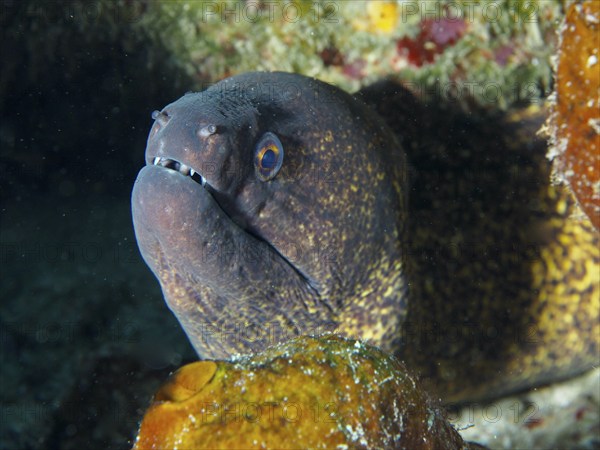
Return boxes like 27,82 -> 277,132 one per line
179,163 -> 191,176
150,157 -> 206,187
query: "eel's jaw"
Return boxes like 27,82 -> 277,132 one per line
131,164 -> 337,358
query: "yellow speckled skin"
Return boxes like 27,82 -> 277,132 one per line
362,84 -> 599,400
132,72 -> 599,402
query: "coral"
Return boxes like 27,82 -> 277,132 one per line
133,1 -> 562,108
133,335 -> 481,449
396,11 -> 468,66
547,0 -> 600,229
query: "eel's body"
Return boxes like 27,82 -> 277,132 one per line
132,72 -> 599,402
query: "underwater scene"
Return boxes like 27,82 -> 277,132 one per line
1,1 -> 598,449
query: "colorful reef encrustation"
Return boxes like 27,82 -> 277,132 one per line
547,0 -> 600,230
133,335 -> 483,450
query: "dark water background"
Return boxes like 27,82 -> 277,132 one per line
1,2 -> 197,448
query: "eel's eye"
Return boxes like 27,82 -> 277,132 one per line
254,132 -> 284,181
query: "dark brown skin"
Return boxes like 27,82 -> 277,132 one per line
132,72 -> 599,402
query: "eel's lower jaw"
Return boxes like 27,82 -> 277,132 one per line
133,162 -> 329,301
131,164 -> 206,271
149,156 -> 209,188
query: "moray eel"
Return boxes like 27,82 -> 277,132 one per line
132,72 -> 599,401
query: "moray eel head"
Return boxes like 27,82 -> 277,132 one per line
132,72 -> 408,358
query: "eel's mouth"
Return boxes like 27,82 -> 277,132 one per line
150,156 -> 209,188
140,153 -> 323,299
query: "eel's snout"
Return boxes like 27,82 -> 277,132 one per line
144,97 -> 226,192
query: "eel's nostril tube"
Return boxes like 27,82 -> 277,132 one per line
151,110 -> 170,126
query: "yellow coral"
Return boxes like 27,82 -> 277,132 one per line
353,1 -> 399,35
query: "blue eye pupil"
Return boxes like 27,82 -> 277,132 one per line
261,149 -> 277,169
255,132 -> 283,181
